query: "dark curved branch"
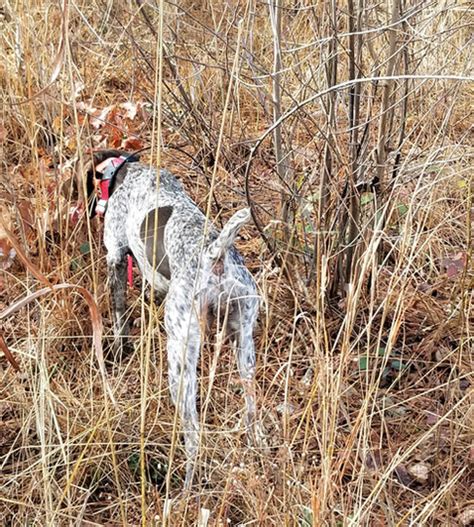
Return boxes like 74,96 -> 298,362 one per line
243,74 -> 470,260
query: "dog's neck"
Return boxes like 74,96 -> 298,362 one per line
86,150 -> 140,217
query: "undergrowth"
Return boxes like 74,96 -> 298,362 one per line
0,1 -> 472,526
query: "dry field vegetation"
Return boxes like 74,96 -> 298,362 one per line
1,0 -> 473,525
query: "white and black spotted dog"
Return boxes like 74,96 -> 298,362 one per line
85,150 -> 259,488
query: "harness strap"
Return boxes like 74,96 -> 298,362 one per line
127,255 -> 134,287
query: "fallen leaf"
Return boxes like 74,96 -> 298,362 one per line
77,101 -> 98,115
426,411 -> 441,425
300,367 -> 313,387
121,136 -> 143,150
120,101 -> 138,120
52,114 -> 64,134
73,81 -> 85,99
109,125 -> 123,147
91,105 -> 114,129
407,462 -> 430,484
442,252 -> 467,278
276,402 -> 296,416
365,449 -> 383,471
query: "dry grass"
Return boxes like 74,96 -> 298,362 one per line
1,1 -> 473,525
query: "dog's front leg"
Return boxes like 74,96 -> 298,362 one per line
107,251 -> 130,354
164,281 -> 202,490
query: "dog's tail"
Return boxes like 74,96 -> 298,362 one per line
207,208 -> 251,261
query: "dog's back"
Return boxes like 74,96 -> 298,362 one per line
105,160 -> 252,297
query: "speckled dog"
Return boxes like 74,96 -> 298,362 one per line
86,150 -> 259,488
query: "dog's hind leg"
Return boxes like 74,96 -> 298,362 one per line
227,291 -> 259,437
164,279 -> 202,489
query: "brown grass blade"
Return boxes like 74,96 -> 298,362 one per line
0,283 -> 116,406
0,218 -> 52,288
0,334 -> 20,371
9,0 -> 68,106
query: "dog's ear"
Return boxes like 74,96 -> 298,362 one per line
60,175 -> 79,201
85,162 -> 97,216
57,157 -> 96,217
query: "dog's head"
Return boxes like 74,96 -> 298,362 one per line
62,150 -> 141,220
85,150 -> 141,216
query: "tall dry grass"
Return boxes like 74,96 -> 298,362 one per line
1,0 -> 472,525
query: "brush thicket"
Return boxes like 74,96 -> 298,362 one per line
1,1 -> 472,525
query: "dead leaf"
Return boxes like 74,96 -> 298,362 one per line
52,114 -> 64,134
426,411 -> 441,425
120,101 -> 138,120
73,81 -> 85,99
442,252 -> 467,279
365,449 -> 383,471
121,136 -> 143,150
407,462 -> 430,484
91,105 -> 115,129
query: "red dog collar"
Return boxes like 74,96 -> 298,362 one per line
95,156 -> 127,216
